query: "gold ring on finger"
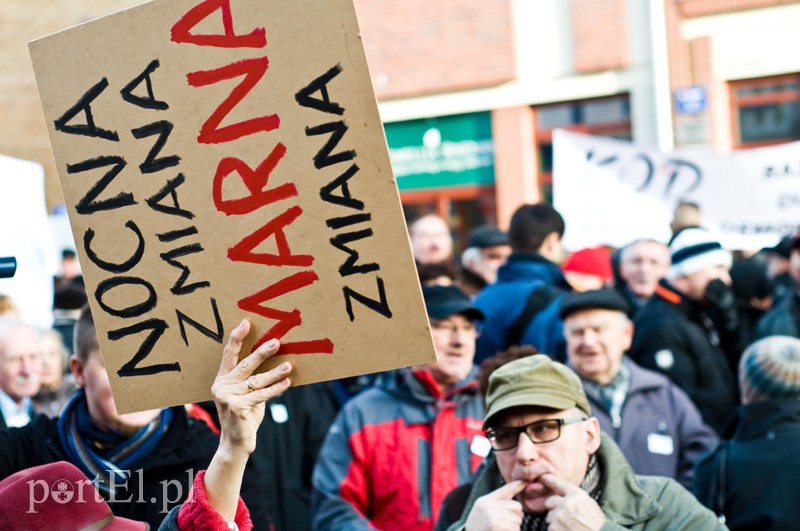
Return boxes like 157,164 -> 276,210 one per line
246,377 -> 256,393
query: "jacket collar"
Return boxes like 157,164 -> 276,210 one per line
654,280 -> 706,320
725,399 -> 800,439
594,434 -> 661,525
624,358 -> 669,394
499,251 -> 571,290
579,358 -> 665,404
380,366 -> 479,405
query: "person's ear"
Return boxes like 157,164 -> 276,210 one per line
541,232 -> 563,262
70,355 -> 86,388
621,317 -> 634,351
585,417 -> 602,453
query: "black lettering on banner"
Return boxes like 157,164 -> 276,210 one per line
319,164 -> 364,209
343,277 -> 392,321
146,173 -> 195,219
131,121 -> 181,174
176,298 -> 224,346
294,64 -> 345,115
69,156 -> 135,214
630,154 -> 654,193
84,220 -> 144,273
306,121 -> 356,169
95,276 -> 157,318
157,226 -> 199,243
586,151 -> 618,166
160,244 -> 211,295
111,319 -> 180,377
54,78 -> 120,141
664,158 -> 702,197
120,59 -> 169,111
587,149 -> 703,199
330,229 -> 379,277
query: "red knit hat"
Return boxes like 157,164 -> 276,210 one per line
0,462 -> 146,530
563,246 -> 613,281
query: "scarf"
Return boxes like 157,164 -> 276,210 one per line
57,389 -> 173,495
520,453 -> 604,531
584,361 -> 631,429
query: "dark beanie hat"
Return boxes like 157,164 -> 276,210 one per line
730,259 -> 772,301
740,336 -> 800,404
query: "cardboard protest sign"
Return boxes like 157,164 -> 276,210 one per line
29,0 -> 435,413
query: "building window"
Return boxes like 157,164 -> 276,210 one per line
534,94 -> 631,202
730,74 -> 800,148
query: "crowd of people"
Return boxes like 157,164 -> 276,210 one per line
1,200 -> 799,530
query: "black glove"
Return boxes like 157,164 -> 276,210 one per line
704,278 -> 736,314
705,279 -> 739,332
704,278 -> 744,363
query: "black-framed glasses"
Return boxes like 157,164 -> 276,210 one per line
486,417 -> 588,451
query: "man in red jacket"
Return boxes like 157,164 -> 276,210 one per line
312,285 -> 488,531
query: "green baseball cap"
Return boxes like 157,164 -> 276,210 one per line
483,354 -> 592,430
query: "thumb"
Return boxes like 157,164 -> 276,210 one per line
490,479 -> 527,500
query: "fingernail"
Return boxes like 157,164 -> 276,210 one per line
266,339 -> 279,349
238,319 -> 248,329
279,362 -> 291,372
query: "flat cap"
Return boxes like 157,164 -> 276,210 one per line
468,225 -> 508,249
483,354 -> 591,429
558,288 -> 631,320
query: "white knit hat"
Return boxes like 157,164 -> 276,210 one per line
668,228 -> 731,279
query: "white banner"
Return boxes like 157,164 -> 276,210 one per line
553,129 -> 800,251
0,154 -> 57,329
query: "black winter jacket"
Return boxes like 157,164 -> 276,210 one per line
251,382 -> 339,531
629,281 -> 738,434
0,408 -> 268,528
694,399 -> 800,531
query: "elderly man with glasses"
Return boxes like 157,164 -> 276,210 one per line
444,355 -> 723,531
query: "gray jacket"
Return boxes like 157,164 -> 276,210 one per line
582,358 -> 718,488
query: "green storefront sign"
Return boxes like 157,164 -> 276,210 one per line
384,111 -> 495,190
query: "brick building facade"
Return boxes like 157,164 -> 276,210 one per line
2,0 -> 799,245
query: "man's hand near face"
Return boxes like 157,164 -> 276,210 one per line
541,474 -> 606,531
465,480 -> 526,531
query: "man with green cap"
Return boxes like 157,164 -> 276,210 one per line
446,355 -> 724,530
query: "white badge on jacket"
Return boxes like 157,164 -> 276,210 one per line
647,433 -> 674,455
470,435 -> 491,458
270,403 -> 289,423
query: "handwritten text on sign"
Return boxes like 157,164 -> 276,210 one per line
30,0 -> 435,413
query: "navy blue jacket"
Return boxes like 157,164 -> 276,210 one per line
474,252 -> 570,363
694,399 -> 800,531
754,291 -> 800,340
